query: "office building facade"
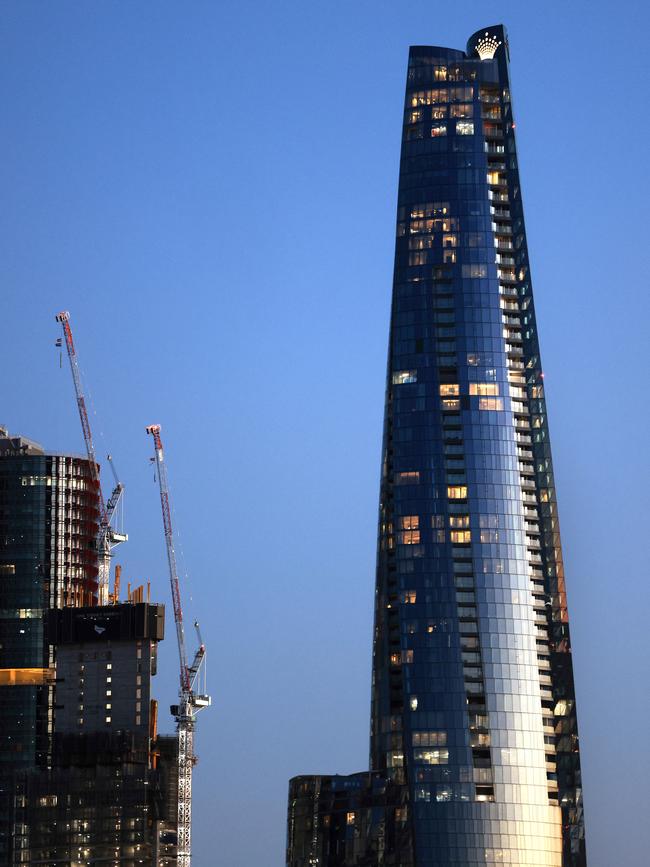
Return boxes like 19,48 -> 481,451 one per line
288,24 -> 585,867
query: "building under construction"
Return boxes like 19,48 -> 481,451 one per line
0,429 -> 180,866
12,602 -> 179,866
0,427 -> 100,862
1,313 -> 210,867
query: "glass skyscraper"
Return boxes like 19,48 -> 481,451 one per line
288,24 -> 585,867
0,428 -> 100,863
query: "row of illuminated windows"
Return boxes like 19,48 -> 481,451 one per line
410,87 -> 474,106
440,383 -> 500,396
404,202 -> 451,220
397,525 -> 499,546
409,103 -> 475,123
398,262 -> 491,278
441,398 -> 504,411
407,64 -> 476,83
407,232 -> 495,250
393,377 -> 501,397
408,249 -> 459,265
428,122 -> 475,137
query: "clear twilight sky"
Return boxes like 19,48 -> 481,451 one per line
1,1 -> 648,864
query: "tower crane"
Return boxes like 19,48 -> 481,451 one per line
146,424 -> 210,867
56,311 -> 127,604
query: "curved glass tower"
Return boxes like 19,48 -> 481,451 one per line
287,24 -> 585,867
370,24 -> 585,867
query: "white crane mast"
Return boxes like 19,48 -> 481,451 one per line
146,424 -> 210,867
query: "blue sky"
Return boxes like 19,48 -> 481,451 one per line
1,1 -> 648,864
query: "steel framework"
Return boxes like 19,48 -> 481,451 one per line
147,424 -> 210,867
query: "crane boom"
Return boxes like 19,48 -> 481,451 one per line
55,311 -> 107,525
146,424 -> 210,867
56,311 -> 127,603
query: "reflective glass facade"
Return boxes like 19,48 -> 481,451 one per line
288,24 -> 585,867
0,429 -> 100,863
287,773 -> 411,866
370,24 -> 585,866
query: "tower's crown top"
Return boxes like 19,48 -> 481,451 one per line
475,31 -> 502,60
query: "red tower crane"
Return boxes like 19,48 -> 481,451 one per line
56,311 -> 126,603
146,424 -> 210,867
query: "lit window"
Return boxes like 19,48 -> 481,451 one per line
441,398 -> 460,410
449,515 -> 469,528
410,697 -> 418,710
401,591 -> 417,604
105,716 -> 111,724
470,383 -> 499,396
422,88 -> 448,105
392,370 -> 417,385
106,663 -> 112,670
451,104 -> 473,118
399,515 -> 419,530
431,124 -> 447,137
409,110 -> 422,124
106,690 -> 112,697
395,471 -> 420,485
105,703 -> 112,710
447,486 -> 468,499
456,121 -> 474,135
106,676 -> 112,683
450,530 -> 471,543
413,748 -> 449,765
346,812 -> 355,826
439,384 -> 459,396
478,397 -> 503,411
